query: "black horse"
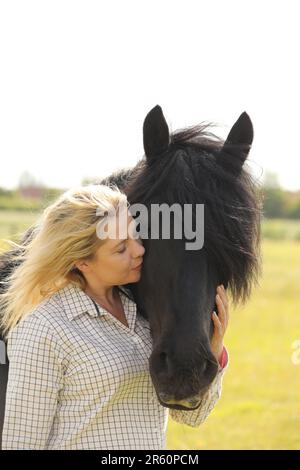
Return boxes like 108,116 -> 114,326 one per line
0,105 -> 262,441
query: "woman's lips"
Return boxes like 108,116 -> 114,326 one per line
132,263 -> 142,271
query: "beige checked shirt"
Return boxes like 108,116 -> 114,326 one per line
2,283 -> 228,450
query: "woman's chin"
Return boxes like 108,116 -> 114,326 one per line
129,270 -> 142,283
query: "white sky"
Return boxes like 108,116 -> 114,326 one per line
0,0 -> 299,191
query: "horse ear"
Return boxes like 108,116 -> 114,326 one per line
143,105 -> 170,161
218,112 -> 253,176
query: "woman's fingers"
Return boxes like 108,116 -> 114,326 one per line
210,285 -> 230,362
216,285 -> 229,331
216,292 -> 225,326
212,310 -> 223,337
217,285 -> 228,309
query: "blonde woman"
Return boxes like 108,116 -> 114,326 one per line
0,184 -> 229,450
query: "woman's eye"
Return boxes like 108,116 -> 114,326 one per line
118,246 -> 126,254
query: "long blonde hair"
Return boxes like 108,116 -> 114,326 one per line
0,184 -> 127,338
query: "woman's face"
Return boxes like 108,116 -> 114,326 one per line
76,210 -> 145,287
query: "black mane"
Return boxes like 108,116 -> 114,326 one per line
105,122 -> 262,306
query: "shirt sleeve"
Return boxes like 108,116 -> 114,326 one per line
169,347 -> 229,428
2,315 -> 64,449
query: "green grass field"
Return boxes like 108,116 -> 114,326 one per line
0,210 -> 38,248
1,211 -> 300,449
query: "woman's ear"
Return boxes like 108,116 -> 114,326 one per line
73,260 -> 90,274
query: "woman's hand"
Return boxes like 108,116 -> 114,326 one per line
210,284 -> 229,363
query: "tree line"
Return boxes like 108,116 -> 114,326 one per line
0,177 -> 299,219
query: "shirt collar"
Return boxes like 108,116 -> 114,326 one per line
57,283 -> 137,326
57,283 -> 107,321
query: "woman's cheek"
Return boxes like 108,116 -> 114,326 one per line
118,253 -> 131,272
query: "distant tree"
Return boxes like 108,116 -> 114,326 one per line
18,171 -> 38,188
0,188 -> 12,197
261,170 -> 287,218
262,171 -> 281,189
41,187 -> 65,206
285,191 -> 300,219
18,171 -> 45,200
81,176 -> 103,186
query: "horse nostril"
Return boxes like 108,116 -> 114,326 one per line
159,351 -> 168,369
154,351 -> 170,378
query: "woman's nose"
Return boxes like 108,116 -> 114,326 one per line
138,243 -> 145,257
135,239 -> 145,257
